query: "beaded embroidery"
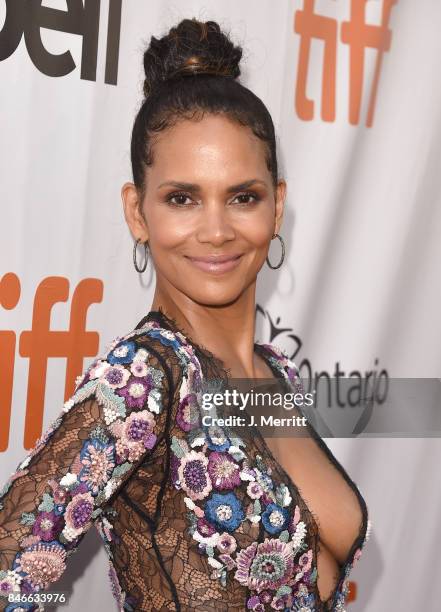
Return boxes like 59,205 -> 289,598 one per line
0,314 -> 370,612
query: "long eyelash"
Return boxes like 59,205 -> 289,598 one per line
234,191 -> 260,204
165,190 -> 261,207
166,191 -> 194,206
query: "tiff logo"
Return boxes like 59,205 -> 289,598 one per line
0,0 -> 122,84
294,0 -> 398,126
0,273 -> 103,452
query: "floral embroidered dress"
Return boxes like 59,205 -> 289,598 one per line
0,309 -> 370,612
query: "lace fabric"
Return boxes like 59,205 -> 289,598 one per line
0,309 -> 370,611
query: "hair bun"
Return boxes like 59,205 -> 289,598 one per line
143,18 -> 243,98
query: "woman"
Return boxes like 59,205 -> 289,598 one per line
0,18 -> 370,612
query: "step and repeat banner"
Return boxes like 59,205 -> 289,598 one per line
1,1 -> 441,610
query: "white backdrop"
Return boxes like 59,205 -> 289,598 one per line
1,1 -> 441,610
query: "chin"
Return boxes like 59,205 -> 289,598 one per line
183,288 -> 247,308
164,263 -> 258,305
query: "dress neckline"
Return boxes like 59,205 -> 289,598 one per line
138,307 -> 281,383
137,307 -> 369,609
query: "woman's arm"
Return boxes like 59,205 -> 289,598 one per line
0,333 -> 174,611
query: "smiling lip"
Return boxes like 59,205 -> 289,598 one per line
185,254 -> 243,274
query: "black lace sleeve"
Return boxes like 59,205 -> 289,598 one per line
0,332 -> 179,612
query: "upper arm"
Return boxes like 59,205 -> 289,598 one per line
0,332 -> 178,609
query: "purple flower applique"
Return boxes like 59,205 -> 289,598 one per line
234,538 -> 294,593
247,481 -> 264,499
298,549 -> 313,573
176,393 -> 201,431
196,517 -> 217,537
0,570 -> 22,596
207,451 -> 241,490
32,510 -> 64,542
70,482 -> 90,497
101,363 -> 131,389
246,595 -> 265,611
216,532 -> 237,555
62,491 -> 95,541
130,359 -> 148,377
116,375 -> 151,409
48,478 -> 68,504
177,450 -> 212,501
109,409 -> 157,463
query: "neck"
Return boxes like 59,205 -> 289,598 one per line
149,282 -> 260,379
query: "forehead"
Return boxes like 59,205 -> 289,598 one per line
149,114 -> 268,179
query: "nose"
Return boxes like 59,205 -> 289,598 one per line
195,200 -> 236,245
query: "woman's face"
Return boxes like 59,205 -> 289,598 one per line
122,113 -> 285,307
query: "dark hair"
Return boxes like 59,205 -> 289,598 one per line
130,18 -> 279,204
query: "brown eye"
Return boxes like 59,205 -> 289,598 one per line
166,192 -> 194,206
232,192 -> 260,205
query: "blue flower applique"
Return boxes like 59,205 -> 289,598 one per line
146,328 -> 182,350
261,502 -> 290,535
204,492 -> 245,532
107,340 -> 137,365
78,437 -> 116,496
204,424 -> 231,451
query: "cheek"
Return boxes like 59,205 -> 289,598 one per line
146,208 -> 191,250
247,223 -> 272,248
240,207 -> 274,247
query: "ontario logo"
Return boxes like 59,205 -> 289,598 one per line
255,304 -> 389,436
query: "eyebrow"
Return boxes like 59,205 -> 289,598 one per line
157,179 -> 267,193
